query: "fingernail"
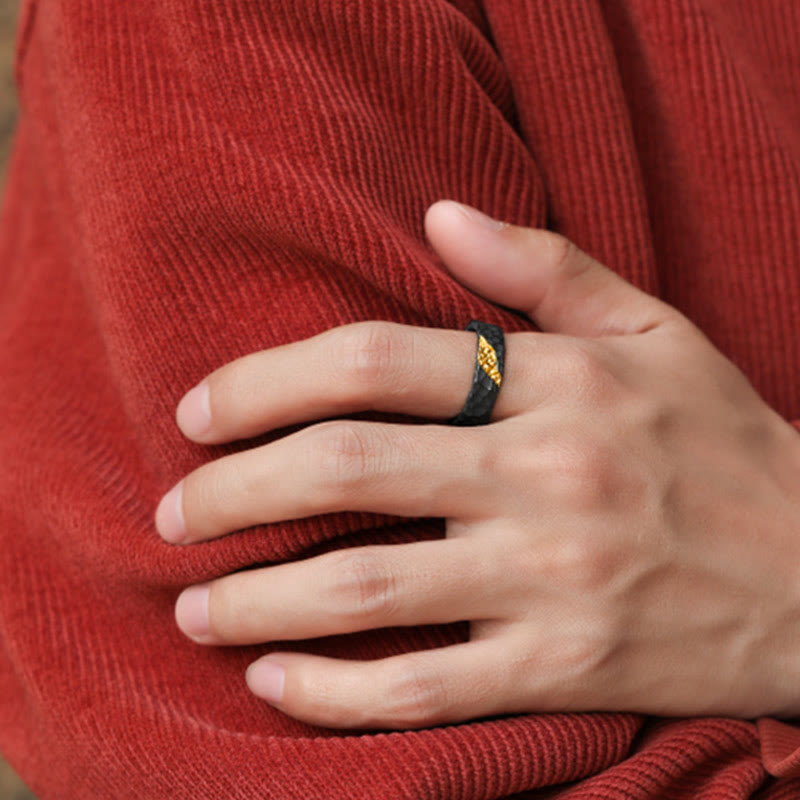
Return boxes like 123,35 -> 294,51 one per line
247,659 -> 286,704
155,481 -> 186,544
449,201 -> 507,231
177,380 -> 211,438
175,583 -> 211,640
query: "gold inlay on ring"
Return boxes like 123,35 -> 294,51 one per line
477,335 -> 502,387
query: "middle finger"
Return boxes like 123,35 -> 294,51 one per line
175,320 -> 549,444
155,419 -> 506,545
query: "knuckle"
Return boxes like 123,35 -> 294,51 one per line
549,438 -> 617,511
539,231 -> 594,287
328,550 -> 399,622
542,231 -> 580,275
472,430 -> 531,488
561,342 -> 615,404
553,537 -> 618,594
312,420 -> 373,499
384,661 -> 448,727
334,321 -> 399,397
472,433 -> 507,481
634,397 -> 677,446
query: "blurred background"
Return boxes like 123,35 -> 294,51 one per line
0,5 -> 38,800
0,0 -> 17,184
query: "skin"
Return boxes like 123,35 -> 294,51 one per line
154,199 -> 800,730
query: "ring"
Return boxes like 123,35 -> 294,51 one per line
447,320 -> 505,426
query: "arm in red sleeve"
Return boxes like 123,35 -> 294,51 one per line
3,0 -> 799,796
0,2 -> 599,798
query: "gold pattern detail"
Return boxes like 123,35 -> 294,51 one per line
477,335 -> 502,386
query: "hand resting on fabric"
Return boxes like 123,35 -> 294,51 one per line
154,199 -> 800,730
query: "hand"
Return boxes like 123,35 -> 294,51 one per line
155,200 -> 800,730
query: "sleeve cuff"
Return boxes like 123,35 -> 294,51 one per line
758,718 -> 800,778
755,419 -> 800,777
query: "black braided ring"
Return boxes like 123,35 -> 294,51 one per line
447,320 -> 505,426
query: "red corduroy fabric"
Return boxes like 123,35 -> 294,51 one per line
1,0 -> 800,797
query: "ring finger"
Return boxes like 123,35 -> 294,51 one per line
175,537 -> 516,645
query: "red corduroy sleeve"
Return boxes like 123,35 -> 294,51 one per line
1,2 -> 638,798
3,0 -> 799,796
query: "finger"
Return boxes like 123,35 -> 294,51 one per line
424,200 -> 687,337
175,538 -> 515,645
155,419 -> 503,544
244,639 -> 520,730
175,320 -> 544,444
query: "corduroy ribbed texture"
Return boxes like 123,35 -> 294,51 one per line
1,0 -> 800,797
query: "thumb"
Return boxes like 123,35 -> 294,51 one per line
424,200 -> 682,337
